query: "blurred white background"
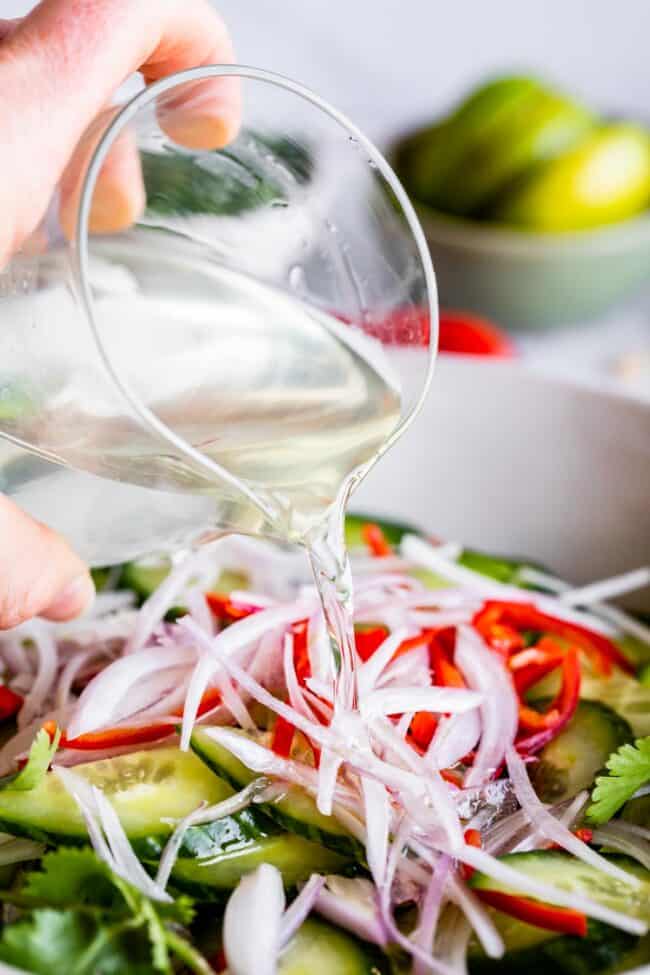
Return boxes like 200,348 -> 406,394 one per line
4,0 -> 649,394
4,0 -> 649,150
212,0 -> 650,150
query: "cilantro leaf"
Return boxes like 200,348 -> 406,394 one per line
9,849 -> 199,974
0,908 -> 157,975
20,848 -> 119,910
8,728 -> 60,792
587,736 -> 650,825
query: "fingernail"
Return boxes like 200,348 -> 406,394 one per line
42,573 -> 96,622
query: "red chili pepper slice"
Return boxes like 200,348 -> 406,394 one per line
430,635 -> 465,689
517,648 -> 581,753
291,619 -> 310,683
61,687 -> 222,750
409,711 -> 438,751
361,523 -> 393,558
0,685 -> 23,721
461,827 -> 482,880
206,593 -> 262,623
474,890 -> 587,938
271,715 -> 295,758
474,600 -> 634,675
354,625 -> 390,662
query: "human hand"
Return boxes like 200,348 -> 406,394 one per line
0,0 -> 237,628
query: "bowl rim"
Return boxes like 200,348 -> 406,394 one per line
413,203 -> 650,257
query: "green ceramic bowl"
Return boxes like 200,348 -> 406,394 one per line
414,204 -> 650,330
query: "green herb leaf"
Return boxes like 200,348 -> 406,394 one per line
20,848 -> 119,910
587,736 -> 650,824
0,907 -> 159,975
9,728 -> 60,793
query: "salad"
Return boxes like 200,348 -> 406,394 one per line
0,515 -> 647,975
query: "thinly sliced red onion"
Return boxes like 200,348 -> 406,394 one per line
360,686 -> 481,720
56,649 -> 100,711
316,747 -> 343,817
560,568 -> 650,607
426,710 -> 481,771
68,645 -> 195,739
0,634 -> 31,676
279,874 -> 325,947
378,647 -> 431,695
510,791 -> 589,854
456,627 -> 518,788
506,745 -> 640,887
361,775 -> 390,887
224,864 -> 285,975
379,820 -> 454,975
521,566 -> 650,646
124,549 -> 215,655
55,766 -> 171,902
314,876 -> 387,946
413,854 -> 452,975
357,628 -> 412,698
459,844 -> 646,936
180,626 -> 332,750
395,712 -> 413,738
592,824 -> 650,870
283,634 -> 317,722
446,875 -> 504,959
18,624 -> 58,728
401,536 -> 508,597
408,610 -> 473,628
434,908 -> 472,975
370,718 -> 463,852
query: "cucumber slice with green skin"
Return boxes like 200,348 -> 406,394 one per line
190,728 -> 362,859
167,834 -> 349,901
469,923 -> 650,975
529,700 -> 633,803
118,561 -> 171,601
279,917 -> 389,974
468,851 -> 650,924
118,561 -> 247,604
0,748 -> 242,852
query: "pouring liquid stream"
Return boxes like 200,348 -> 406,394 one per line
0,260 -> 403,688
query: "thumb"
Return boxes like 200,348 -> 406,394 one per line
0,495 -> 95,630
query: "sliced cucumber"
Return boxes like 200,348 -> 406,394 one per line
530,700 -> 633,802
119,560 -> 247,604
457,549 -> 549,589
169,834 -> 348,900
190,728 -> 362,859
279,917 -> 389,974
0,748 -> 236,850
118,561 -> 171,601
469,923 -> 650,975
468,850 -> 650,924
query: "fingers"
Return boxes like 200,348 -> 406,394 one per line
59,107 -> 146,240
0,495 -> 95,630
0,0 -> 239,260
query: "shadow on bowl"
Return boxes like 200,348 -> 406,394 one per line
415,205 -> 650,331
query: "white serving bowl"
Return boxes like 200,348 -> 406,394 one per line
354,357 -> 650,611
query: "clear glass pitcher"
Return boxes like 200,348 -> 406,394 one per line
0,65 -> 437,566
